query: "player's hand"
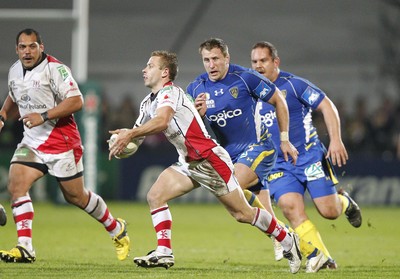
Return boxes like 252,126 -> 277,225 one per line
194,93 -> 207,117
326,140 -> 348,167
280,141 -> 299,165
19,112 -> 45,129
108,128 -> 132,160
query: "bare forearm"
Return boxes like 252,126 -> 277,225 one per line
0,96 -> 19,120
45,96 -> 83,120
129,117 -> 167,139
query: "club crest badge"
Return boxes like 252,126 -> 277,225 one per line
229,87 -> 239,98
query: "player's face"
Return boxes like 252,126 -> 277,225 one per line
250,47 -> 279,82
16,33 -> 44,69
142,56 -> 165,91
201,47 -> 229,82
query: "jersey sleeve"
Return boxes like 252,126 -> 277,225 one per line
156,86 -> 179,111
294,78 -> 326,109
243,70 -> 277,103
49,63 -> 82,101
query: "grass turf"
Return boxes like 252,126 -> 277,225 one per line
0,202 -> 399,278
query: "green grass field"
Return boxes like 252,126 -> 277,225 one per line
0,202 -> 399,279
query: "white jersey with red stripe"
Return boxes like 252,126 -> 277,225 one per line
135,82 -> 219,162
8,54 -> 83,154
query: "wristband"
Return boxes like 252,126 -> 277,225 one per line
41,111 -> 49,122
280,131 -> 289,142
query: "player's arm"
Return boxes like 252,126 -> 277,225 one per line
0,96 -> 19,132
109,106 -> 174,159
19,95 -> 83,129
316,97 -> 348,167
194,93 -> 207,117
267,88 -> 298,164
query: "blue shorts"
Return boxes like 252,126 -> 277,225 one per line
235,137 -> 277,192
266,141 -> 338,202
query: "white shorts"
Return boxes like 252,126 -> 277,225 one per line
171,146 -> 239,196
11,144 -> 84,180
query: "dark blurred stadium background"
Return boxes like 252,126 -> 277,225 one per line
0,0 -> 399,205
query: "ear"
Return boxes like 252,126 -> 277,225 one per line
161,67 -> 169,78
274,57 -> 281,68
40,43 -> 45,53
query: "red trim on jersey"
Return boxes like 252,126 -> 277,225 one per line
47,55 -> 63,64
163,81 -> 173,87
206,150 -> 232,184
37,115 -> 83,156
184,119 -> 217,161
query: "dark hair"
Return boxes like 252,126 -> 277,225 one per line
199,38 -> 229,57
16,28 -> 43,45
151,50 -> 179,81
251,41 -> 278,60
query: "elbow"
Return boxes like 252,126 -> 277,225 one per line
74,96 -> 84,112
160,123 -> 169,131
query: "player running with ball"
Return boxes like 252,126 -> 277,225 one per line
108,50 -> 302,273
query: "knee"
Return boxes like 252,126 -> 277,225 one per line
146,190 -> 165,209
319,207 -> 341,220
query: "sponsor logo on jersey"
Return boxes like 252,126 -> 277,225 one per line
304,161 -> 325,181
255,81 -> 272,99
214,89 -> 224,96
57,65 -> 70,81
207,109 -> 242,127
302,86 -> 320,105
32,80 -> 40,89
21,94 -> 31,102
229,87 -> 239,98
260,109 -> 276,127
268,171 -> 284,182
168,130 -> 182,140
205,93 -> 215,108
18,94 -> 47,110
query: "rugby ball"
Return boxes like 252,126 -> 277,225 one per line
109,133 -> 139,159
0,204 -> 7,226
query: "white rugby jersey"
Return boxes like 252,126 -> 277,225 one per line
135,82 -> 218,162
8,54 -> 83,154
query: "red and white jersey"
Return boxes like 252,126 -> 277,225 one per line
8,54 -> 83,154
135,82 -> 218,162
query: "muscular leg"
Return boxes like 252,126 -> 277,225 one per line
59,177 -> 121,238
313,193 -> 344,219
145,167 -> 197,255
278,192 -> 332,258
217,188 -> 293,252
7,164 -> 43,252
234,163 -> 277,217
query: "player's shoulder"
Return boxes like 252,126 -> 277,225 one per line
46,55 -> 63,65
160,82 -> 183,95
230,64 -> 268,82
279,70 -> 313,87
9,60 -> 21,75
187,73 -> 207,92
